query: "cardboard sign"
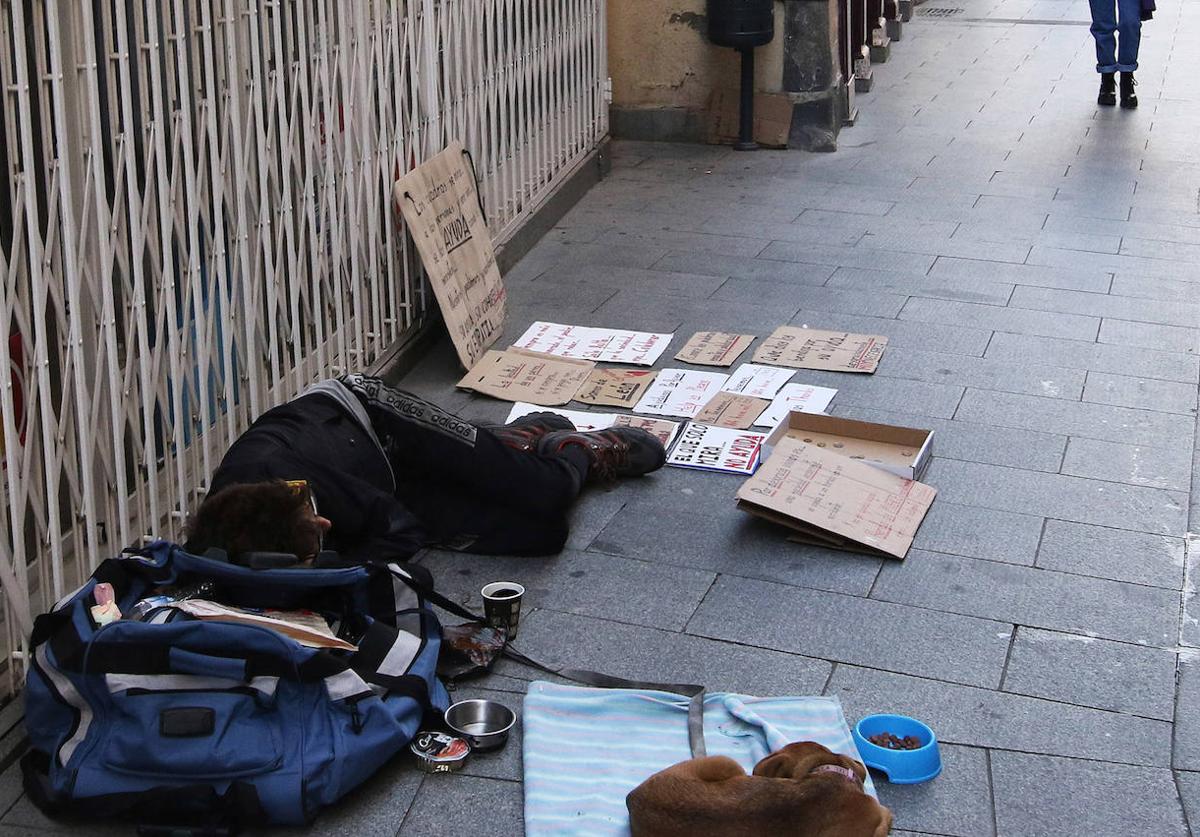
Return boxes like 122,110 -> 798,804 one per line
574,368 -> 659,408
513,322 -> 673,366
753,327 -> 887,373
695,392 -> 770,429
737,437 -> 936,560
722,363 -> 795,400
612,415 -> 683,449
632,368 -> 730,418
394,142 -> 506,369
675,332 -> 756,367
458,349 -> 592,406
755,383 -> 839,427
708,88 -> 794,149
667,422 -> 766,474
764,412 -> 934,481
504,404 -> 681,448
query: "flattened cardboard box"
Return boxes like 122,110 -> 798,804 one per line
708,88 -> 794,148
753,326 -> 887,373
765,412 -> 934,481
574,368 -> 658,408
695,392 -> 770,429
394,141 -> 506,369
737,436 -> 936,560
675,331 -> 756,367
457,348 -> 593,406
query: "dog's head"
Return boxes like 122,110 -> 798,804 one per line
751,741 -> 868,785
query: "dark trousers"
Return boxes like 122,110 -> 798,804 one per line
343,375 -> 582,556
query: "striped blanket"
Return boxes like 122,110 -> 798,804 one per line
522,681 -> 875,836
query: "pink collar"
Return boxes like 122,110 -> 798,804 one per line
811,764 -> 862,784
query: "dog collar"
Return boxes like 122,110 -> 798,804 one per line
812,764 -> 861,784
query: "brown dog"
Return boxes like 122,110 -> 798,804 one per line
627,741 -> 892,837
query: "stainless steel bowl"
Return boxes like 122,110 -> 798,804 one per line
444,699 -> 516,751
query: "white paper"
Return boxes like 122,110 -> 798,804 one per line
632,368 -> 729,418
512,321 -> 673,366
505,403 -> 616,432
503,403 -> 681,447
667,422 -> 766,474
721,363 -> 795,400
754,383 -> 839,427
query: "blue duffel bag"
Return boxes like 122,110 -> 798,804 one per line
21,540 -> 457,828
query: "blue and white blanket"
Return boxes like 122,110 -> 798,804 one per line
522,681 -> 875,837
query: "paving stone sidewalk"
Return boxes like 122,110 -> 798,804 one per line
6,0 -> 1200,834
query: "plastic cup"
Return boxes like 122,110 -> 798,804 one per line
480,582 -> 525,639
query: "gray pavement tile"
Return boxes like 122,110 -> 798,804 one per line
563,487 -> 630,552
1174,654 -> 1200,771
652,249 -> 837,284
874,744 -> 995,837
1046,212 -> 1200,247
590,289 -> 796,334
954,388 -> 1195,448
531,262 -> 728,298
831,405 -> 1068,473
1036,520 -> 1186,590
1002,627 -> 1177,720
520,239 -> 671,271
872,549 -> 1178,646
743,192 -> 896,217
699,215 -> 864,247
826,666 -> 1173,767
825,265 -> 1016,306
984,331 -> 1200,384
595,227 -> 770,259
912,502 -> 1043,566
923,458 -> 1188,536
1083,371 -> 1199,416
856,231 -> 1032,265
710,279 -> 910,319
688,575 -> 1012,689
449,685 -> 524,782
991,752 -> 1186,837
1176,771 -> 1200,832
1121,236 -> 1200,263
1061,436 -> 1193,492
788,309 -> 993,357
928,255 -> 1112,293
297,756 -> 425,837
1099,317 -> 1200,355
878,348 -> 1085,400
1109,273 -> 1200,304
794,209 -> 961,240
1028,245 -> 1200,282
590,467 -> 883,596
772,371 -> 966,419
1010,285 -> 1200,329
420,547 -> 716,632
1131,206 -> 1200,229
899,297 -> 1099,341
492,609 -> 833,697
760,240 -> 938,274
400,775 -> 523,836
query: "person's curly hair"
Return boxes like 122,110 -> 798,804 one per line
184,480 -> 323,558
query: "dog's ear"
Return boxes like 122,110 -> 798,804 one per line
752,742 -> 827,779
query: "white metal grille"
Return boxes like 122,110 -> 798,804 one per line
0,0 -> 608,697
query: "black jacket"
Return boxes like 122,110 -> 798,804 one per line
206,393 -> 426,561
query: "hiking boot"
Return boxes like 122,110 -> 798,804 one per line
1120,72 -> 1138,108
488,412 -> 576,452
1098,72 -> 1116,106
538,428 -> 666,482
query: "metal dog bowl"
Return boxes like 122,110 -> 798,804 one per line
444,699 -> 516,751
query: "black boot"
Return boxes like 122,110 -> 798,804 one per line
1098,73 -> 1116,106
538,428 -> 666,482
1120,72 -> 1138,108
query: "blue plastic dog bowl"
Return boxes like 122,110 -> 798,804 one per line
852,714 -> 942,784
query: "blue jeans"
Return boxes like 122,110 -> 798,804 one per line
1089,0 -> 1141,72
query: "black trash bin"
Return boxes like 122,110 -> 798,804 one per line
706,0 -> 776,150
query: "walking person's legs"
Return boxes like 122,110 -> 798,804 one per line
1089,0 -> 1119,104
1116,0 -> 1142,107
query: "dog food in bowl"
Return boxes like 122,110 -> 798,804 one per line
867,732 -> 923,750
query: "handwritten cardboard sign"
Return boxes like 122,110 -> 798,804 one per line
513,322 -> 673,366
632,368 -> 729,418
458,349 -> 592,406
736,436 -> 936,559
574,368 -> 658,408
667,422 -> 766,474
695,392 -> 770,429
612,415 -> 682,448
722,363 -> 795,400
752,327 -> 887,373
394,141 -> 506,369
675,332 -> 755,367
755,383 -> 839,427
